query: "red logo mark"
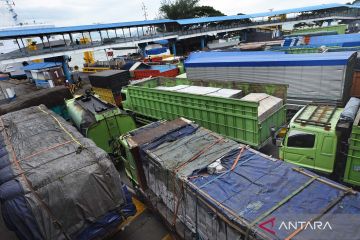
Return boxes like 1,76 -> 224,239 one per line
259,217 -> 276,235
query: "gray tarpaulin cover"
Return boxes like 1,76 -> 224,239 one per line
0,105 -> 126,239
131,119 -> 360,240
340,97 -> 360,122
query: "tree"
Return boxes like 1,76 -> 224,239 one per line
159,0 -> 225,19
193,6 -> 225,18
159,0 -> 200,19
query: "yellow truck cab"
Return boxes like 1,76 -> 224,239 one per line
279,105 -> 343,174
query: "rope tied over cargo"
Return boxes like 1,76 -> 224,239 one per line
0,115 -> 73,240
37,106 -> 84,151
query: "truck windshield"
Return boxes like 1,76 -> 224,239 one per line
287,130 -> 315,148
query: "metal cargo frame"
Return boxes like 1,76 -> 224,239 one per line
294,104 -> 338,129
344,112 -> 360,186
122,77 -> 287,148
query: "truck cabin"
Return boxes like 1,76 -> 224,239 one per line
279,105 -> 344,174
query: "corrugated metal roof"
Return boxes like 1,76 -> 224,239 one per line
185,51 -> 357,67
0,19 -> 175,39
177,3 -> 359,25
0,3 -> 358,39
22,62 -> 62,71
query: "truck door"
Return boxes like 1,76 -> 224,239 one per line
315,135 -> 337,174
283,129 -> 317,170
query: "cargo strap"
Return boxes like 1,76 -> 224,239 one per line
0,116 -> 72,240
184,183 -> 250,237
230,146 -> 246,171
171,133 -> 223,230
285,190 -> 350,240
244,176 -> 318,240
174,134 -> 223,173
198,146 -> 253,190
172,181 -> 184,226
37,106 -> 83,148
293,167 -> 357,194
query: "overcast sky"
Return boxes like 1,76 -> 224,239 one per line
9,0 -> 351,26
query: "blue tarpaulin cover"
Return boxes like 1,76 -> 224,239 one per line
145,47 -> 168,55
310,33 -> 360,46
131,119 -> 360,240
22,62 -> 62,71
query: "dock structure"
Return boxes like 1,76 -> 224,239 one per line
0,3 -> 360,64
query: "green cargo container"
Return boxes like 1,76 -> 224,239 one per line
66,94 -> 136,154
121,77 -> 287,148
344,120 -> 360,186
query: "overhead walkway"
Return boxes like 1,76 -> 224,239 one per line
0,3 -> 359,64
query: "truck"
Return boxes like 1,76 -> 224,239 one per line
278,97 -> 360,186
0,105 -> 135,240
121,77 -> 288,149
66,92 -> 136,155
119,118 -> 360,240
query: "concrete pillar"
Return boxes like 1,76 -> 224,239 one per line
171,41 -> 177,56
200,37 -> 205,50
242,31 -> 248,42
138,43 -> 147,57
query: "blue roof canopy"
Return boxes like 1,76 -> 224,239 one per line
0,3 -> 358,39
22,62 -> 62,71
0,19 -> 175,39
185,51 -> 357,67
176,3 -> 359,25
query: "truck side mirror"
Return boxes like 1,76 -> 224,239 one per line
271,127 -> 276,145
276,139 -> 283,147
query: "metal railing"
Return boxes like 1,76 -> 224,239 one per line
0,9 -> 359,62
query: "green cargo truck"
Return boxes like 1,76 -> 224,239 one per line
279,98 -> 360,186
66,92 -> 136,155
121,77 -> 287,149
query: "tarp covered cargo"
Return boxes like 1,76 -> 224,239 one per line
122,118 -> 360,240
241,93 -> 283,122
122,77 -> 287,148
185,51 -> 357,105
89,70 -> 130,89
0,86 -> 72,115
155,85 -> 243,98
0,105 -> 133,240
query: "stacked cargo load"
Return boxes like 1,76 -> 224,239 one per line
89,70 -> 130,106
121,77 -> 287,148
185,51 -> 357,106
0,105 -> 134,239
120,118 -> 360,240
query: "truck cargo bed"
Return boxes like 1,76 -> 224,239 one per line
122,119 -> 360,240
122,77 -> 287,148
